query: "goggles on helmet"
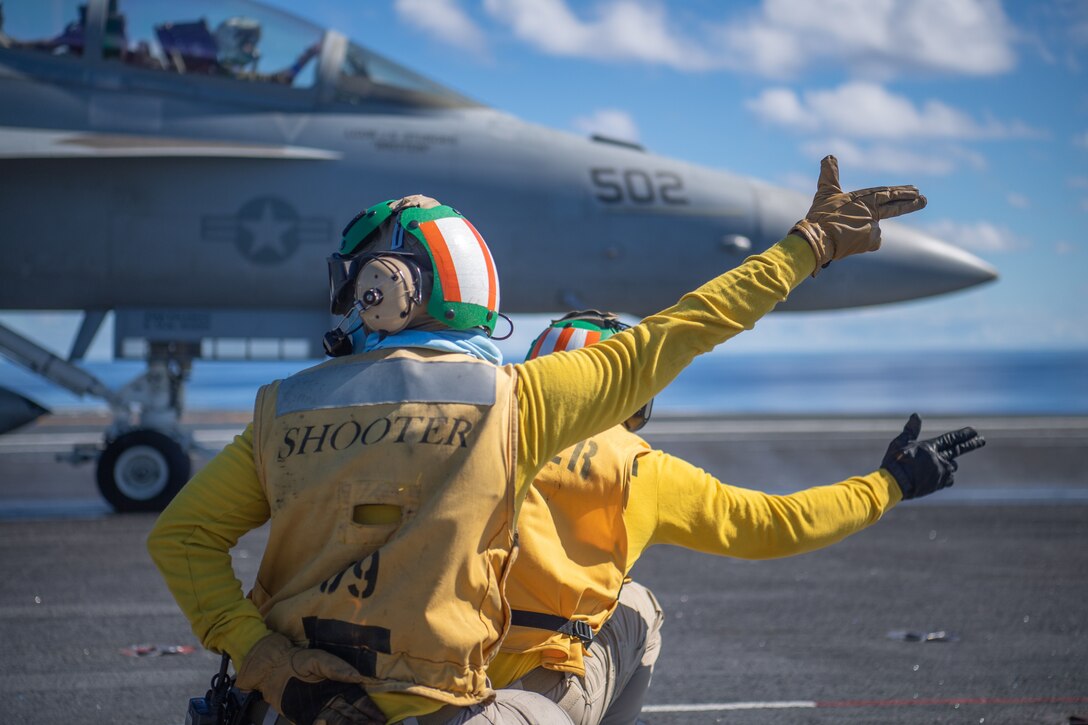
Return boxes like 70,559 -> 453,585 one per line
524,310 -> 653,432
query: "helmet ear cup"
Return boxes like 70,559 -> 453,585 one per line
356,256 -> 424,335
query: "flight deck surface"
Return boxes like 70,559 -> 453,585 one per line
1,413 -> 1085,724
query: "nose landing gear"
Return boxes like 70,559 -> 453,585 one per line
96,428 -> 191,512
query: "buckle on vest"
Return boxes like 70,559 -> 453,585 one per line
510,609 -> 595,647
566,620 -> 594,647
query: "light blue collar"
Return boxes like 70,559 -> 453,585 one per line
352,328 -> 504,365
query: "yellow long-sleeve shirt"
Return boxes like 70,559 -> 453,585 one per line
489,449 -> 902,687
147,235 -> 815,722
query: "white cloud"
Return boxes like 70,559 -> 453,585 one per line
1055,241 -> 1077,256
802,139 -> 952,175
482,0 -> 714,70
747,82 -> 1041,140
572,108 -> 641,143
1074,130 -> 1088,149
414,0 -> 1018,81
923,219 -> 1024,253
779,171 -> 815,195
1006,192 -> 1030,209
800,138 -> 982,176
744,88 -> 816,131
394,0 -> 488,55
718,0 -> 1017,79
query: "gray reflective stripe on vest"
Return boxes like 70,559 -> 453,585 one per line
276,358 -> 496,416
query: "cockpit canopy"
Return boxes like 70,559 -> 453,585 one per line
0,0 -> 477,107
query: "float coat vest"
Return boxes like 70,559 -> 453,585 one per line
501,426 -> 650,675
249,348 -> 518,706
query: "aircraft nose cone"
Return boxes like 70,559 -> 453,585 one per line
780,221 -> 998,311
886,224 -> 999,288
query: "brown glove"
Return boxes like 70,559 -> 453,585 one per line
235,632 -> 380,724
390,194 -> 441,212
790,155 -> 927,276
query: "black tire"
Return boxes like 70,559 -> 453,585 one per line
96,429 -> 191,512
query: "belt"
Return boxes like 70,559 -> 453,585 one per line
510,610 -> 595,646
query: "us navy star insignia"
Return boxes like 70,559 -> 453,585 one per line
201,195 -> 331,265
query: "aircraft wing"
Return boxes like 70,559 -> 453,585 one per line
0,126 -> 341,160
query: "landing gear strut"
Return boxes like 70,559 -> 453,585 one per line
0,320 -> 199,513
96,344 -> 196,512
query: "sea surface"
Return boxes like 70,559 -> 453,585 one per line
3,349 -> 1085,416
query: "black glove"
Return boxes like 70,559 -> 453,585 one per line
312,689 -> 385,724
880,413 -> 985,500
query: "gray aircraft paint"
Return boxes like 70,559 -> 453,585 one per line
0,0 -> 996,335
0,0 -> 1000,508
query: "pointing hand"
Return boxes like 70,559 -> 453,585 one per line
791,155 -> 927,276
880,413 -> 985,500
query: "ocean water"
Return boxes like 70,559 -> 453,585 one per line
2,349 -> 1085,416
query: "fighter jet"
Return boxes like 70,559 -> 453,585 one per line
0,0 -> 996,511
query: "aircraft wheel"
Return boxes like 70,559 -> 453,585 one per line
96,429 -> 191,512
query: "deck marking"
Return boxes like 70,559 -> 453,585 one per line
643,696 -> 1088,713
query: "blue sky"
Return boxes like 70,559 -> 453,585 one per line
273,0 -> 1088,354
3,0 -> 1086,358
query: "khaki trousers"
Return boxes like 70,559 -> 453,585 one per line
507,581 -> 664,725
247,682 -> 573,725
404,690 -> 574,725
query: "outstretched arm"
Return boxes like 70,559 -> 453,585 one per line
625,449 -> 902,564
512,156 -> 928,502
624,417 -> 985,563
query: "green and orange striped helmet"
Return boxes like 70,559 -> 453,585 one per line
525,310 -> 626,360
332,198 -> 500,335
524,310 -> 652,431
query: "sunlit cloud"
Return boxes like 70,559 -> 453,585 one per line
924,219 -> 1024,253
1025,0 -> 1088,73
394,0 -> 489,56
801,138 -> 954,175
572,108 -> 641,143
799,138 -> 985,176
482,0 -> 714,70
779,171 -> 816,195
747,82 -> 1042,140
478,0 -> 1018,80
716,0 -> 1017,79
